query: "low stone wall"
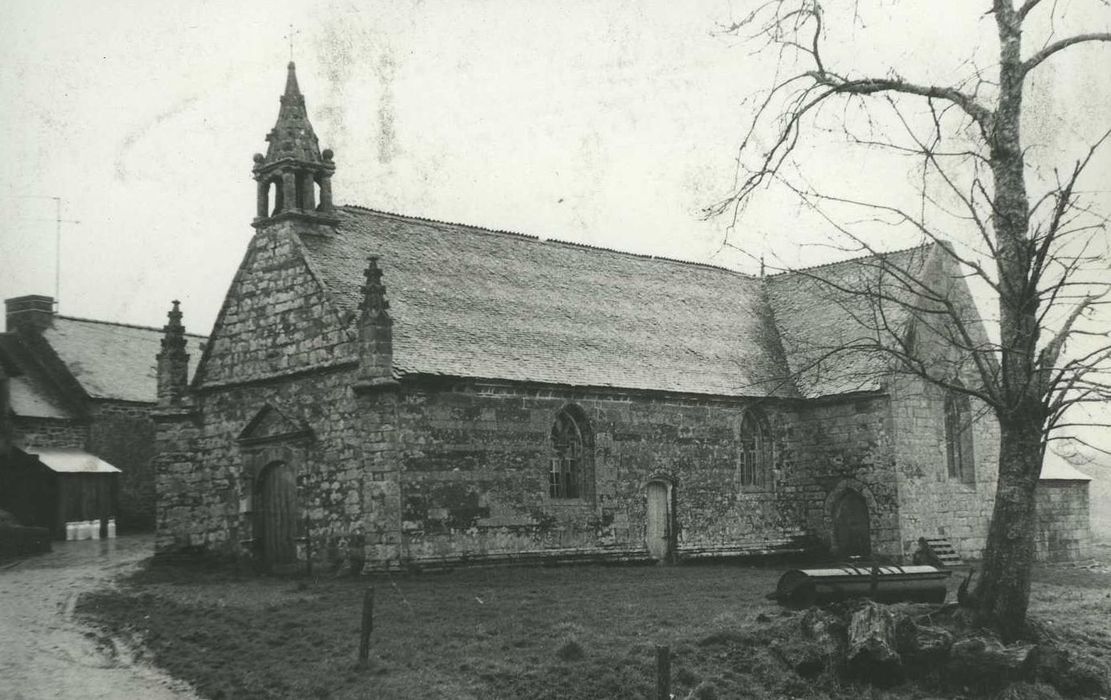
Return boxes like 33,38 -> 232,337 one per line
1034,480 -> 1090,562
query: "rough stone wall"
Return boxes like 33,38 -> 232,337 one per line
889,375 -> 1000,559
88,400 -> 156,532
154,366 -> 368,562
390,382 -> 900,567
197,221 -> 356,387
156,375 -> 902,569
792,396 -> 902,556
1033,481 -> 1091,562
13,417 -> 89,450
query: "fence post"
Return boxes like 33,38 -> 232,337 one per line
656,644 -> 670,700
358,586 -> 375,667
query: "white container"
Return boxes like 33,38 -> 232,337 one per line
107,518 -> 116,539
65,522 -> 77,541
79,520 -> 92,540
90,519 -> 101,540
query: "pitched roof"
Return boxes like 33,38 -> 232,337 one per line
299,207 -> 798,397
766,245 -> 934,398
0,335 -> 75,419
41,317 -> 206,403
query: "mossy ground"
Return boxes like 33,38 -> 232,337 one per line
76,553 -> 1111,699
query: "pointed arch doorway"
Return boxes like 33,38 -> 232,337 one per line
257,461 -> 298,568
831,489 -> 871,557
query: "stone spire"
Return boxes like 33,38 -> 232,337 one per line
252,62 -> 337,229
354,257 -> 398,389
156,300 -> 190,407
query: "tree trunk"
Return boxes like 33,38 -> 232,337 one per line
973,418 -> 1044,640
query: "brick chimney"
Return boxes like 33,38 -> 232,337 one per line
5,295 -> 55,333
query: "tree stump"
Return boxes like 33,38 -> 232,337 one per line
847,602 -> 902,683
947,633 -> 1036,688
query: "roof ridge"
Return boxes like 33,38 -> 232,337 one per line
339,204 -> 755,278
53,314 -> 207,339
766,242 -> 935,277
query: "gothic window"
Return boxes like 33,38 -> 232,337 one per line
944,383 -> 975,484
739,411 -> 772,488
550,407 -> 589,499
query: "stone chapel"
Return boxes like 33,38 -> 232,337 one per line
154,62 -> 1085,572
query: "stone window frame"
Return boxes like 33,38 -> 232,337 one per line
738,409 -> 773,490
548,404 -> 594,501
944,380 -> 976,485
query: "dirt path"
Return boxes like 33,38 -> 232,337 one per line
0,536 -> 199,700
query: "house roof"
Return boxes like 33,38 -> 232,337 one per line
0,334 -> 75,419
299,206 -> 799,397
40,316 -> 205,403
766,245 -> 934,398
29,448 -> 121,474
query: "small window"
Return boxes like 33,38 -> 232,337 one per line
739,411 -> 772,488
550,409 -> 585,499
944,383 -> 975,484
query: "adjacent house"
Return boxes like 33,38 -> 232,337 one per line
0,295 -> 204,534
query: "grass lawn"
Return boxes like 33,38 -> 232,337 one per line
77,552 -> 1111,700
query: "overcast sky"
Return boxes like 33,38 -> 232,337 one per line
2,1 -> 1109,338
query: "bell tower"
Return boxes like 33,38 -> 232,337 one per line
252,62 -> 338,230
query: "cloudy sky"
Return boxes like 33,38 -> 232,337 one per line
2,0 -> 1109,337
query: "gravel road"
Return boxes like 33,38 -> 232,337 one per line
0,536 -> 199,700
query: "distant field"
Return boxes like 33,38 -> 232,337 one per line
77,557 -> 1111,699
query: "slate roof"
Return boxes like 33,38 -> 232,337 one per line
766,245 -> 934,398
0,335 -> 74,419
41,317 -> 206,403
299,207 -> 799,397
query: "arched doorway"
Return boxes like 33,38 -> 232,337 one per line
257,461 -> 297,567
645,480 -> 673,561
831,489 -> 871,557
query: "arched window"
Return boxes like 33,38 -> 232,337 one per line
944,384 -> 975,483
550,407 -> 590,499
739,411 -> 772,488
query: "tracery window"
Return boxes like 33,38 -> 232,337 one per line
739,411 -> 772,488
944,383 -> 975,484
550,408 -> 586,499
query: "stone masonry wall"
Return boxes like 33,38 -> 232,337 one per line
157,374 -> 903,569
88,400 -> 156,532
1034,480 -> 1091,562
14,417 -> 89,450
890,375 -> 1000,560
391,381 -> 901,567
198,221 -> 357,387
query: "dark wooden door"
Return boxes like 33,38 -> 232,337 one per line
645,481 -> 672,561
833,490 -> 871,557
259,462 -> 297,567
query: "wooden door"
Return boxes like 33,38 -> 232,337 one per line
259,462 -> 297,567
833,490 -> 871,557
645,481 -> 672,561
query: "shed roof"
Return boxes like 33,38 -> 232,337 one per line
30,448 -> 121,474
300,207 -> 799,397
41,317 -> 205,403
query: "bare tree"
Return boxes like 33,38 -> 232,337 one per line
712,0 -> 1111,640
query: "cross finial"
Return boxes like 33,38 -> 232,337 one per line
285,24 -> 300,61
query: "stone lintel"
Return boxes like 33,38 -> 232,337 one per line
353,377 -> 401,395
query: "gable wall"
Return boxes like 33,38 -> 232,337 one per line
197,222 -> 356,387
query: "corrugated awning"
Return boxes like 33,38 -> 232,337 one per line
30,448 -> 121,474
